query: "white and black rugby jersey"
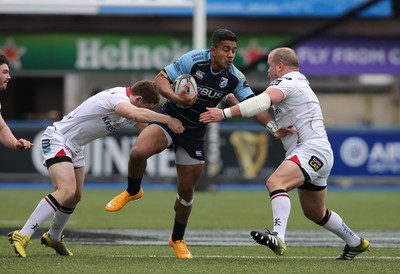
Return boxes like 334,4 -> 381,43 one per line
52,87 -> 132,148
269,71 -> 330,154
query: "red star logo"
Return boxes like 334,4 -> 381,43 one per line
240,40 -> 267,66
0,38 -> 26,70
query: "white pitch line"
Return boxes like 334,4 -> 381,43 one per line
107,254 -> 400,260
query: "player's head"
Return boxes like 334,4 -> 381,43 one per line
212,29 -> 237,46
211,29 -> 237,71
0,54 -> 11,91
267,47 -> 299,81
130,80 -> 160,109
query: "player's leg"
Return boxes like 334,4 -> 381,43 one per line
42,166 -> 85,256
105,124 -> 169,212
9,160 -> 77,257
251,159 -> 304,255
298,188 -> 370,260
169,161 -> 203,259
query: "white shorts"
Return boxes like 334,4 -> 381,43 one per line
286,142 -> 333,187
41,126 -> 85,168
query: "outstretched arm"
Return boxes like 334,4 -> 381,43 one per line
0,115 -> 34,149
115,102 -> 185,134
199,88 -> 284,123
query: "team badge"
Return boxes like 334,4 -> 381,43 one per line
219,77 -> 228,88
42,139 -> 51,154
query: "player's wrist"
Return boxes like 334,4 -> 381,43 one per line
266,120 -> 278,134
221,108 -> 232,119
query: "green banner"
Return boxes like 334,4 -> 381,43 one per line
0,33 -> 287,72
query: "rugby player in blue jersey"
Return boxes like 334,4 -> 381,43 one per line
105,29 -> 268,259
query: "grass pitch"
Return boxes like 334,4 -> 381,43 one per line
0,187 -> 399,273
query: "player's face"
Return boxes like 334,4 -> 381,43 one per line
136,101 -> 157,110
267,54 -> 279,81
0,63 -> 11,91
211,41 -> 237,71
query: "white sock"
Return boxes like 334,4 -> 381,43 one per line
322,210 -> 361,247
19,197 -> 58,237
270,190 -> 291,243
48,209 -> 73,241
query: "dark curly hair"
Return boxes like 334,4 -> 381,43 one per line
0,54 -> 10,65
212,29 -> 237,47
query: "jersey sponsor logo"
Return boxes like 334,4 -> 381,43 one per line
274,108 -> 281,116
102,116 -> 118,133
309,155 -> 324,171
172,61 -> 182,74
42,139 -> 51,154
269,79 -> 282,86
194,70 -> 205,80
270,77 -> 292,86
219,77 -> 228,88
198,87 -> 225,99
234,69 -> 245,80
191,52 -> 204,62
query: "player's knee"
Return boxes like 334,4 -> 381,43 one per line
72,191 -> 82,204
57,188 -> 81,206
303,208 -> 325,223
176,194 -> 194,207
266,177 -> 279,192
129,146 -> 148,161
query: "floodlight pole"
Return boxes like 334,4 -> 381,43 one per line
193,0 -> 206,49
192,0 -> 221,190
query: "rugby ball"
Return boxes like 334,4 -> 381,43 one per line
172,74 -> 197,108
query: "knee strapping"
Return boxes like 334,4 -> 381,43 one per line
176,194 -> 194,206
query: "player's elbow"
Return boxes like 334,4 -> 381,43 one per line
239,93 -> 271,117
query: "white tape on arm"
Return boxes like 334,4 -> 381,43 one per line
221,108 -> 232,119
266,120 -> 278,134
238,92 -> 271,117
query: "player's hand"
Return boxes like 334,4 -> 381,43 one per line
174,83 -> 197,108
273,126 -> 298,139
167,117 -> 185,134
15,138 -> 34,149
199,107 -> 224,124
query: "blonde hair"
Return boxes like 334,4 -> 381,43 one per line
270,47 -> 299,68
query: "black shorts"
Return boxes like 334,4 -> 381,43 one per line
151,122 -> 206,161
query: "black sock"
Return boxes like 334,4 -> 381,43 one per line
172,220 -> 187,241
126,176 -> 142,195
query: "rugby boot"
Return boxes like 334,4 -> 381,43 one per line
336,238 -> 370,260
105,188 -> 144,212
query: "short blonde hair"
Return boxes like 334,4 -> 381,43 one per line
270,47 -> 299,68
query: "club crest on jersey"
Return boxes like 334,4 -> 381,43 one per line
42,139 -> 51,154
219,77 -> 228,88
308,155 -> 324,171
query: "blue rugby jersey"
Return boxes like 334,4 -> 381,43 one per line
162,49 -> 255,128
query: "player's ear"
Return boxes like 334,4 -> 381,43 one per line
211,46 -> 217,55
133,96 -> 143,106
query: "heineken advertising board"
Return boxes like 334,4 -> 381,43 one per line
0,33 -> 286,72
2,33 -> 399,75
